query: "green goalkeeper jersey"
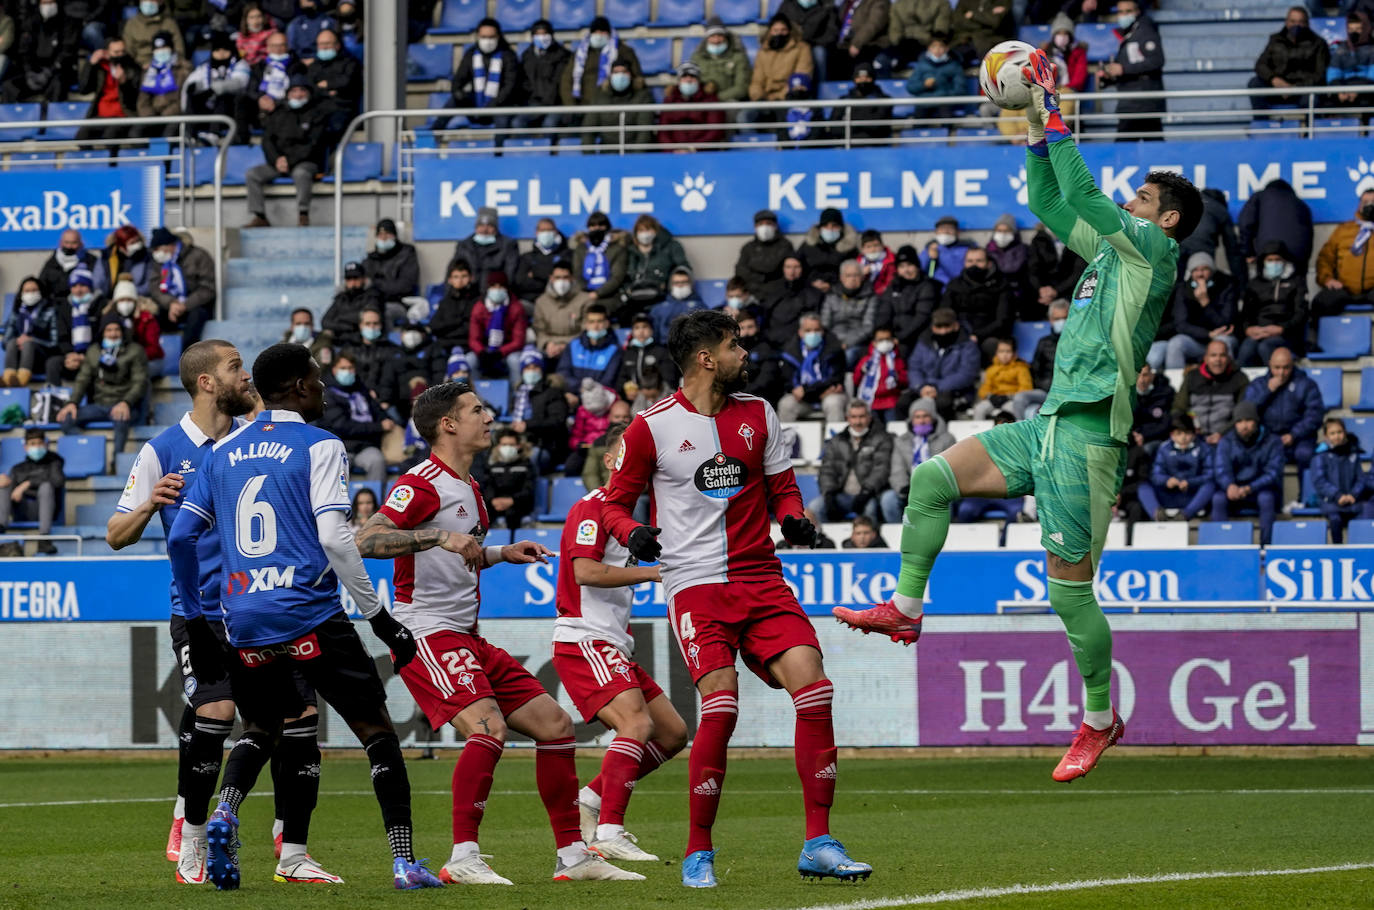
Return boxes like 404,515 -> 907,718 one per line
1026,138 -> 1179,443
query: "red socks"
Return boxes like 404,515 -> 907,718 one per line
535,738 -> 581,848
595,737 -> 643,827
686,690 -> 738,855
585,739 -> 672,799
451,734 -> 502,844
792,679 -> 836,840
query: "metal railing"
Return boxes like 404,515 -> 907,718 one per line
0,533 -> 84,557
0,114 -> 236,308
332,83 -> 1374,281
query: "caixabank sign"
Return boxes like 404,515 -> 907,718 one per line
0,165 -> 163,251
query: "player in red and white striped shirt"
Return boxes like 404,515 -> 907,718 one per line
602,310 -> 872,887
553,421 -> 688,863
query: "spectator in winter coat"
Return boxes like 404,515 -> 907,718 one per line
822,260 -> 878,366
875,245 -> 940,352
853,328 -> 908,422
880,396 -> 956,521
1312,417 -> 1374,543
0,428 -> 64,552
1096,0 -> 1165,137
972,338 -> 1031,420
919,215 -> 970,289
394,325 -> 448,408
514,220 -> 570,303
829,61 -> 892,142
747,14 -> 814,118
567,378 -> 616,477
762,256 -> 824,349
1249,7 -> 1329,110
1327,10 -> 1374,107
1043,14 -> 1089,93
690,18 -> 752,104
737,312 -> 787,404
649,267 -> 708,343
1027,223 -> 1086,317
1238,241 -> 1308,364
1013,300 -> 1066,419
443,19 -> 519,130
237,4 -> 279,65
317,353 -> 392,482
305,28 -> 361,142
147,227 -> 215,345
93,226 -> 153,298
244,76 -> 330,227
1133,363 -> 1177,445
776,0 -> 837,79
1212,400 -> 1284,543
1312,188 -> 1374,324
659,62 -> 726,149
1140,414 -> 1214,520
352,308 -> 401,411
362,219 -> 420,311
285,0 -> 335,61
1,1 -> 78,103
182,31 -> 250,125
876,0 -> 953,75
474,428 -> 536,533
1173,340 -> 1249,445
779,314 -> 848,422
1179,187 -> 1248,288
570,212 -> 630,316
618,313 -> 678,400
322,261 -> 382,347
905,308 -> 981,418
833,0 -> 890,74
855,228 -> 896,295
905,33 -> 965,119
811,400 -> 892,522
943,247 -> 1013,364
559,18 -> 645,110
1237,178 -> 1314,274
2,277 -> 62,388
38,230 -> 99,302
735,209 -> 796,296
234,29 -> 297,144
507,353 -> 570,469
798,208 -> 860,292
557,305 -> 621,396
56,314 -> 148,457
986,213 -> 1030,315
950,0 -> 1013,64
533,262 -> 593,358
106,280 -> 162,370
514,20 -> 571,133
282,306 -> 334,366
44,269 -> 106,387
76,38 -> 141,143
135,31 -> 190,136
1166,252 -> 1239,368
1244,346 -> 1324,471
467,272 -> 528,379
122,0 -> 185,67
626,216 -> 691,305
451,206 -> 521,293
430,262 -> 481,350
578,402 -> 633,495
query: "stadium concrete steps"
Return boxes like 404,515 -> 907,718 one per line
226,257 -> 336,288
223,286 -> 336,320
238,225 -> 369,260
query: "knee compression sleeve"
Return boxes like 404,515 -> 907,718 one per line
1048,577 -> 1113,712
896,456 -> 959,600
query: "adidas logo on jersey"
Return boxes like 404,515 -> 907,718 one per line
815,762 -> 837,780
692,777 -> 721,797
679,439 -> 696,452
456,505 -> 468,517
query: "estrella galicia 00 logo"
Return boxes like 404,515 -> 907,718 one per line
694,453 -> 747,499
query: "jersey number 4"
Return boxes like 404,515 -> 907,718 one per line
235,475 -> 277,558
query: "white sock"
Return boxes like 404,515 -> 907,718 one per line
891,593 -> 924,618
279,842 -> 308,866
181,822 -> 206,845
173,796 -> 186,820
1083,708 -> 1114,730
578,786 -> 601,812
595,823 -> 624,842
556,842 -> 588,866
450,841 -> 479,864
272,818 -> 284,838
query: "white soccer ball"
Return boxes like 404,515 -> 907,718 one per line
979,40 -> 1038,111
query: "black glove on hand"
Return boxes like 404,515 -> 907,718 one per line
627,525 -> 662,561
781,514 -> 820,549
186,615 -> 228,686
369,610 -> 417,671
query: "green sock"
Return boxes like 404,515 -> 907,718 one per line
1048,577 -> 1113,712
895,456 -> 959,601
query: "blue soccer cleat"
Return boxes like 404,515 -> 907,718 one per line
393,857 -> 444,890
205,802 -> 241,891
681,849 -> 717,888
798,835 -> 872,882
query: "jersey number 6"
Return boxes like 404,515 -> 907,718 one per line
235,474 -> 278,558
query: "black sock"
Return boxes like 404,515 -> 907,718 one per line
273,717 -> 321,846
364,732 -> 412,861
175,704 -> 196,806
183,716 -> 233,826
219,730 -> 274,815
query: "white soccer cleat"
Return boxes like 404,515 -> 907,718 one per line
175,834 -> 208,884
273,856 -> 345,884
553,846 -> 646,881
438,853 -> 514,885
590,831 -> 659,862
578,800 -> 598,845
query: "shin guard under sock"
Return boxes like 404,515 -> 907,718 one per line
175,703 -> 196,807
895,456 -> 959,609
791,680 -> 836,839
596,737 -> 644,828
534,738 -> 581,848
219,730 -> 274,815
1048,577 -> 1114,712
686,691 -> 737,855
274,716 -> 321,847
364,732 -> 413,861
183,715 -> 233,826
452,734 -> 503,844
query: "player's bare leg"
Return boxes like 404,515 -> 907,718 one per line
834,437 -> 1010,642
682,667 -> 738,887
439,697 -> 514,884
770,646 -> 871,883
176,698 -> 235,884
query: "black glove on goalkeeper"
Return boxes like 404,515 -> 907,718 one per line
627,525 -> 662,562
186,615 -> 228,686
369,610 -> 417,671
781,513 -> 820,549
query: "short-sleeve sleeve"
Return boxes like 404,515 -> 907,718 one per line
762,399 -> 790,476
308,437 -> 352,518
564,496 -> 607,562
178,456 -> 215,526
377,474 -> 442,530
115,443 -> 162,513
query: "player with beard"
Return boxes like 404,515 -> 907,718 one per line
601,309 -> 872,887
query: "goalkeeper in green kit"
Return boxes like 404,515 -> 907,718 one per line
834,50 -> 1202,781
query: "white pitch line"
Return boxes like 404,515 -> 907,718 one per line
777,862 -> 1374,910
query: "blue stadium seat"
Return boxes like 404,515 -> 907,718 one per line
1311,16 -> 1346,44
795,473 -> 820,504
627,37 -> 673,75
1356,367 -> 1374,411
494,0 -> 542,32
1313,117 -> 1361,138
1271,520 -> 1327,546
549,0 -> 596,30
222,143 -> 263,186
187,146 -> 217,186
431,0 -> 486,34
159,333 -> 183,376
1013,321 -> 1050,363
347,480 -> 382,507
697,279 -> 727,308
817,81 -> 846,101
114,449 -> 139,479
604,0 -> 649,28
0,388 -> 31,424
1346,417 -> 1374,460
8,152 -> 56,168
1348,520 -> 1374,545
713,0 -> 759,25
952,128 -> 998,144
1294,469 -> 1321,517
739,33 -> 759,60
408,43 -> 454,81
537,476 -> 587,522
1019,25 -> 1051,46
63,149 -> 113,170
0,437 -> 23,469
41,101 -> 89,140
655,0 -> 706,26
0,103 -> 44,141
340,142 -> 384,181
730,132 -> 777,146
1305,366 -> 1343,410
473,378 -> 510,417
1078,23 -> 1120,62
57,435 -> 106,478
1309,315 -> 1372,360
1197,521 -> 1254,546
513,527 -> 561,547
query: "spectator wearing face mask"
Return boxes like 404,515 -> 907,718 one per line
445,18 -> 519,132
1043,13 -> 1089,92
735,210 -> 795,296
508,352 -> 570,471
875,0 -> 952,76
305,27 -> 362,144
778,313 -> 848,422
76,37 -> 141,143
721,277 -> 764,325
1238,241 -> 1308,365
746,14 -> 814,123
353,307 -> 402,413
1133,362 -> 1177,446
1237,178 -> 1313,277
905,33 -> 964,121
618,313 -> 678,401
395,324 -> 447,410
581,56 -> 654,151
0,428 -> 64,554
243,75 -> 329,227
1249,7 -> 1329,111
853,327 -> 907,423
1095,0 -> 1166,138
799,209 -> 860,292
90,229 -> 146,300
567,378 -> 617,476
736,311 -> 786,404
363,218 -> 420,306
919,215 -> 969,289
1166,252 -> 1238,369
122,0 -> 185,68
1011,299 -> 1067,420
235,28 -> 297,145
579,402 -> 633,491
690,17 -> 752,105
1312,188 -> 1374,326
515,19 -> 571,133
451,206 -> 521,293
783,71 -> 819,141
830,61 -> 892,143
1327,10 -> 1374,108
335,1 -> 363,59
904,307 -> 980,419
2,277 -> 61,388
467,271 -> 528,379
147,227 -> 214,346
38,229 -> 98,302
318,351 -> 393,483
649,267 -> 707,343
0,0 -> 78,103
514,219 -> 570,303
322,261 -> 382,347
822,260 -> 877,367
43,267 -> 107,385
855,228 -> 896,294
985,214 -> 1030,316
571,211 -> 630,315
56,315 -> 148,458
875,245 -> 940,352
286,0 -> 336,62
1312,417 -> 1374,544
473,428 -> 537,536
135,31 -> 190,137
880,396 -> 955,522
942,246 -> 1012,364
101,280 -> 163,422
533,261 -> 593,360
282,306 -> 334,365
776,0 -> 838,81
762,255 -> 824,349
561,17 -> 644,111
430,261 -> 481,350
659,61 -> 726,149
626,215 -> 691,307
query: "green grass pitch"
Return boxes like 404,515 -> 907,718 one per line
1,753 -> 1371,909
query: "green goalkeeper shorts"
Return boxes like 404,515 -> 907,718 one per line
975,414 -> 1126,569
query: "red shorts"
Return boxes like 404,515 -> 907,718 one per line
551,640 -> 665,724
667,576 -> 821,688
402,630 -> 549,730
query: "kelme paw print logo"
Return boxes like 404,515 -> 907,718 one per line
1348,157 -> 1374,195
673,173 -> 715,213
1008,167 -> 1029,206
